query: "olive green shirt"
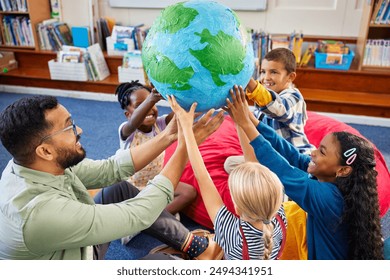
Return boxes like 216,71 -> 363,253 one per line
0,149 -> 174,260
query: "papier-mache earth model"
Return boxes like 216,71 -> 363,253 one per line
142,0 -> 254,111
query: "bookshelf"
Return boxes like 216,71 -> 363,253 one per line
0,0 -> 51,51
356,0 -> 390,71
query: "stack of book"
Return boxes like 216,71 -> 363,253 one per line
48,44 -> 110,82
251,31 -> 305,73
36,19 -> 73,51
96,17 -> 115,51
118,50 -> 147,84
317,40 -> 349,55
314,40 -> 354,70
104,24 -> 149,56
370,0 -> 390,25
0,0 -> 28,12
1,15 -> 35,47
363,39 -> 390,67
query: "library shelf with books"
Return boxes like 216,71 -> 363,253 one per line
0,0 -> 51,51
356,0 -> 390,71
1,47 -> 389,118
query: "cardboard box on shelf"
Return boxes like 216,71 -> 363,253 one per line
0,52 -> 18,73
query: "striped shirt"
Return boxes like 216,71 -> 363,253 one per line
214,205 -> 287,260
253,87 -> 315,154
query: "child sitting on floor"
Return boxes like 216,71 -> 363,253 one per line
115,81 -> 197,243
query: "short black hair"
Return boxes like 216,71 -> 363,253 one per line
264,48 -> 296,73
0,95 -> 58,165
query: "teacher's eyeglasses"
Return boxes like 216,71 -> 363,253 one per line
40,119 -> 78,143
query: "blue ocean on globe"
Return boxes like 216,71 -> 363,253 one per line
142,0 -> 254,111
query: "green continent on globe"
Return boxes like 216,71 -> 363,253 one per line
143,46 -> 194,91
153,3 -> 199,34
189,29 -> 246,87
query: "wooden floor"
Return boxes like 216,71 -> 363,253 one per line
1,49 -> 389,118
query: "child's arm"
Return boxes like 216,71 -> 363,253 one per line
226,86 -> 261,143
247,78 -> 305,127
159,118 -> 188,190
246,78 -> 272,107
121,89 -> 162,139
226,86 -> 309,171
168,95 -> 225,223
131,108 -> 224,174
236,125 -> 257,163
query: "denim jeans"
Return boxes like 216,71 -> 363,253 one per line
93,181 -> 189,259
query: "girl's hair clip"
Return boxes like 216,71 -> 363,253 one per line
344,148 -> 357,165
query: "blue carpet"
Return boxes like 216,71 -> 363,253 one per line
1,91 -> 389,259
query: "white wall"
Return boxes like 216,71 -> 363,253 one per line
62,0 -> 364,37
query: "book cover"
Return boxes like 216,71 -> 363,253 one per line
380,0 -> 390,24
53,22 -> 73,45
87,43 -> 110,81
374,0 -> 387,24
72,26 -> 90,48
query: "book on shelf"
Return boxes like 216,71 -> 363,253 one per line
53,22 -> 73,45
96,17 -> 114,51
363,39 -> 390,67
317,40 -> 349,54
37,20 -> 74,51
87,43 -> 110,81
299,44 -> 315,67
71,26 -> 90,48
371,0 -> 390,24
58,50 -> 81,63
1,15 -> 34,47
270,34 -> 289,50
380,0 -> 390,24
0,0 -> 27,12
111,25 -> 135,51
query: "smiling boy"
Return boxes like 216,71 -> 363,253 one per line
246,48 -> 314,154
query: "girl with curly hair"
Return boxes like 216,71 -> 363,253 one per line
226,86 -> 384,259
115,81 -> 197,244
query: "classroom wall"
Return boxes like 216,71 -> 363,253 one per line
62,0 -> 364,37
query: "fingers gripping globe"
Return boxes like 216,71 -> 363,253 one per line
142,0 -> 254,112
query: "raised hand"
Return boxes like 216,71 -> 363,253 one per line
162,114 -> 178,143
168,95 -> 224,146
167,95 -> 197,129
224,85 -> 251,128
148,88 -> 164,103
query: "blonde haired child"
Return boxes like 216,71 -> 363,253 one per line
168,95 -> 287,260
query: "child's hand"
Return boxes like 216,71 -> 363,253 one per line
163,114 -> 178,142
148,88 -> 163,103
224,85 -> 251,128
193,109 -> 224,145
167,95 -> 196,129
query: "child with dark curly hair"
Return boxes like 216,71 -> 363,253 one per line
115,81 -> 197,244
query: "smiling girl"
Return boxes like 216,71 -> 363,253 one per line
115,81 -> 196,219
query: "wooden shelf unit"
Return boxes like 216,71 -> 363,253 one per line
1,49 -> 389,118
356,0 -> 390,71
0,0 -> 51,51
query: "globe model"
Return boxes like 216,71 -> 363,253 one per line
142,0 -> 254,111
